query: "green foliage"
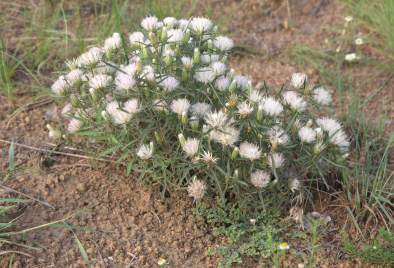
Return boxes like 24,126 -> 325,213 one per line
342,228 -> 394,265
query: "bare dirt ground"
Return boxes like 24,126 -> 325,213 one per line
0,0 -> 391,267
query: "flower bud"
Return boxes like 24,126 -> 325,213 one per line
257,104 -> 263,121
229,80 -> 237,93
70,94 -> 79,107
154,131 -> 162,145
189,116 -> 199,130
207,39 -> 213,50
178,133 -> 186,146
183,29 -> 190,43
161,26 -> 167,41
148,31 -> 157,45
181,112 -> 188,125
181,69 -> 189,81
233,169 -> 239,178
193,48 -> 200,64
231,147 -> 239,160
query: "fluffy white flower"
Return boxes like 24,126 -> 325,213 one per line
115,73 -> 136,91
298,126 -> 316,143
355,38 -> 364,46
330,129 -> 350,150
124,99 -> 140,114
163,17 -> 177,27
170,98 -> 190,115
178,19 -> 189,30
182,138 -> 199,157
260,97 -> 283,116
141,16 -> 159,31
65,69 -> 83,85
205,110 -> 229,128
61,103 -> 72,118
159,76 -> 179,91
187,178 -> 207,200
94,62 -> 116,75
234,75 -> 249,89
201,53 -> 219,64
129,31 -> 145,46
77,47 -> 103,67
268,153 -> 285,168
213,36 -> 234,51
104,32 -> 121,52
51,76 -> 69,95
181,56 -> 193,69
137,142 -> 154,160
209,126 -> 240,146
190,17 -> 213,33
167,29 -> 184,42
267,126 -> 289,145
237,101 -> 254,117
152,99 -> 167,112
345,53 -> 359,62
191,102 -> 211,118
105,100 -> 138,125
316,117 -> 341,134
249,90 -> 263,103
141,65 -> 155,81
210,62 -> 227,76
121,63 -> 139,76
194,67 -> 216,83
282,91 -> 307,111
67,118 -> 82,133
291,73 -> 307,89
200,151 -> 218,164
250,170 -> 271,188
215,76 -> 230,91
239,142 -> 261,160
313,87 -> 332,105
89,74 -> 112,90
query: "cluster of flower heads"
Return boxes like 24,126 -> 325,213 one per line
49,16 -> 350,202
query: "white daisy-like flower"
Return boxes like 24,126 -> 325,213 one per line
103,32 -> 121,52
94,62 -> 116,75
137,142 -> 154,160
210,61 -> 227,76
215,76 -> 230,91
129,31 -> 145,46
141,16 -> 159,31
250,170 -> 271,188
61,103 -> 72,118
124,99 -> 140,114
345,53 -> 359,62
313,87 -> 332,105
267,126 -> 289,145
159,76 -> 179,91
191,102 -> 211,118
201,53 -> 219,64
237,101 -> 254,117
234,75 -> 249,89
162,45 -> 175,57
65,69 -> 83,85
187,178 -> 207,200
260,97 -> 283,116
209,126 -> 240,146
205,110 -> 229,129
182,138 -> 199,157
298,126 -> 316,143
115,73 -> 136,91
88,74 -> 112,90
67,118 -> 82,133
178,19 -> 189,30
249,90 -> 263,103
316,117 -> 341,134
152,99 -> 167,112
105,100 -> 137,125
290,73 -> 307,89
190,17 -> 213,33
330,129 -> 350,151
121,63 -> 139,76
51,76 -> 69,95
213,36 -> 234,51
282,91 -> 307,111
163,17 -> 177,27
355,38 -> 364,46
200,151 -> 218,164
77,47 -> 103,67
239,142 -> 261,160
141,65 -> 155,81
65,58 -> 79,70
167,29 -> 184,42
181,56 -> 193,69
170,98 -> 190,115
268,153 -> 285,168
194,67 -> 216,83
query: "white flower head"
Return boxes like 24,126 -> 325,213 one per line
124,98 -> 140,114
182,138 -> 199,157
282,91 -> 307,111
291,73 -> 307,89
122,63 -> 139,76
249,90 -> 263,103
129,31 -> 145,46
214,36 -> 234,51
141,16 -> 159,31
234,75 -> 250,89
313,87 -> 332,105
268,153 -> 285,168
345,16 -> 353,23
137,142 -> 154,160
163,17 -> 177,27
159,76 -> 179,91
191,102 -> 211,118
104,32 -> 121,52
267,126 -> 289,145
152,99 -> 167,112
201,53 -> 219,64
181,56 -> 193,69
298,126 -> 316,143
250,170 -> 271,188
187,178 -> 207,200
194,67 -> 216,84
167,28 -> 184,42
345,53 -> 359,62
200,151 -> 218,164
205,110 -> 229,129
260,97 -> 283,116
237,101 -> 254,117
89,74 -> 112,90
141,65 -> 155,81
190,17 -> 213,33
105,100 -> 138,125
65,69 -> 83,85
330,129 -> 350,151
209,126 -> 240,146
51,76 -> 69,95
77,47 -> 103,67
355,37 -> 364,45
210,61 -> 227,76
67,118 -> 82,133
215,76 -> 230,91
61,103 -> 72,118
115,73 -> 136,91
239,142 -> 261,160
316,117 -> 341,134
170,98 -> 190,115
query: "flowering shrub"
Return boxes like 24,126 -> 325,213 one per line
49,16 -> 350,203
